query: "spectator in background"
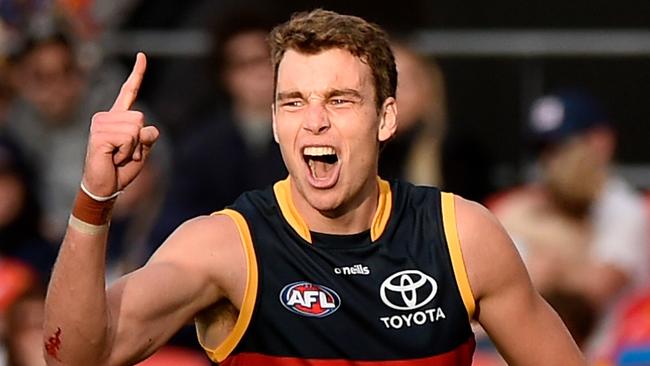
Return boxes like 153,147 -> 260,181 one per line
0,136 -> 56,284
379,43 -> 446,186
3,30 -> 140,241
379,42 -> 493,203
148,10 -> 286,249
0,136 -> 55,366
0,257 -> 33,365
5,285 -> 46,366
4,31 -> 91,239
489,89 -> 648,351
594,288 -> 650,365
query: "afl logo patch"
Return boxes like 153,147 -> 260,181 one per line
279,282 -> 341,318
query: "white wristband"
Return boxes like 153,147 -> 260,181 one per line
69,215 -> 109,235
80,181 -> 123,202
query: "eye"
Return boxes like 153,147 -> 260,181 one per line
330,98 -> 352,106
281,100 -> 304,110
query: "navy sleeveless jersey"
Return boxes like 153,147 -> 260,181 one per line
196,178 -> 476,365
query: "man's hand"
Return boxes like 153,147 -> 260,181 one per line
82,52 -> 159,196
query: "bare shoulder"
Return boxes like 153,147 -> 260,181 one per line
151,214 -> 242,260
147,213 -> 247,301
452,195 -> 529,301
453,195 -> 502,236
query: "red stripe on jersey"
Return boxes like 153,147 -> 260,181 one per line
222,338 -> 475,366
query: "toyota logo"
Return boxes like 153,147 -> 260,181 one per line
380,270 -> 437,310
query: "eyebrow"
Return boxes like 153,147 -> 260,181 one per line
276,91 -> 303,101
326,89 -> 362,100
276,88 -> 363,101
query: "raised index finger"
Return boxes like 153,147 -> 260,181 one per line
111,52 -> 147,111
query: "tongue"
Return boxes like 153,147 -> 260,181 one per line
310,159 -> 335,179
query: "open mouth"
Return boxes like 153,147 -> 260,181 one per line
303,146 -> 340,184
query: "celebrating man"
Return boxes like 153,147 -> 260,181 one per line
44,9 -> 584,365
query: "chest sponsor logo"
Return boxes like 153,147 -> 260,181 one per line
379,269 -> 446,329
380,269 -> 437,310
279,282 -> 341,318
334,264 -> 370,275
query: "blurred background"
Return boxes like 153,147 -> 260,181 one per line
2,0 -> 648,194
0,0 -> 649,365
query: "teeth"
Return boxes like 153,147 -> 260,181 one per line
304,146 -> 336,156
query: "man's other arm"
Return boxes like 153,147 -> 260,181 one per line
454,196 -> 586,365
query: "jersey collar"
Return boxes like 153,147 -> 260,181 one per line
272,177 -> 392,244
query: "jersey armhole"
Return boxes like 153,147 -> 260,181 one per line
194,209 -> 258,363
440,192 -> 476,320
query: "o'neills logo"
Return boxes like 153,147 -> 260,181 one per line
334,264 -> 370,275
279,282 -> 341,318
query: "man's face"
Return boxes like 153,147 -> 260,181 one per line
18,42 -> 83,123
541,134 -> 607,213
273,48 -> 396,214
223,31 -> 274,111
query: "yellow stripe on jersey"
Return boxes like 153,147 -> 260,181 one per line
195,209 -> 258,363
371,178 -> 392,241
441,192 -> 476,320
273,177 -> 312,243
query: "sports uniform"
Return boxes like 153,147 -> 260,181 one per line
196,178 -> 476,365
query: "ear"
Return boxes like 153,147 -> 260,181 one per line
378,97 -> 398,142
272,104 -> 279,143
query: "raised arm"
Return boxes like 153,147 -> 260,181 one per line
453,195 -> 586,365
43,54 -> 244,366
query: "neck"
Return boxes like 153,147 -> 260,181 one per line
291,177 -> 380,235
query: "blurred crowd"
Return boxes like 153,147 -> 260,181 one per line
0,1 -> 649,366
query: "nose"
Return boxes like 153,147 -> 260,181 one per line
303,102 -> 330,135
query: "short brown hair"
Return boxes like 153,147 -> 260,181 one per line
269,9 -> 397,110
